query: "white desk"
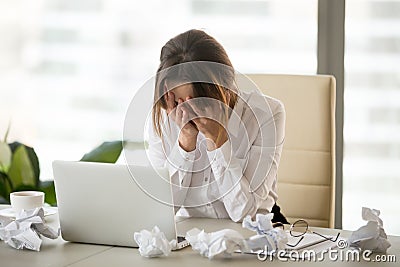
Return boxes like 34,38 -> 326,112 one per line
1,205 -> 399,267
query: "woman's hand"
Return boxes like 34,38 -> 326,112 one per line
165,91 -> 198,152
186,98 -> 229,151
194,118 -> 228,151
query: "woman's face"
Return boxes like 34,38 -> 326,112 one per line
169,83 -> 194,104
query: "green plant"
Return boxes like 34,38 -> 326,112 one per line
0,125 -> 54,204
0,126 -> 123,205
80,141 -> 123,163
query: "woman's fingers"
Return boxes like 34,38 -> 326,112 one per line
182,108 -> 189,126
165,94 -> 202,132
179,100 -> 199,132
165,91 -> 176,114
184,98 -> 202,119
181,106 -> 195,127
188,98 -> 220,120
176,98 -> 183,122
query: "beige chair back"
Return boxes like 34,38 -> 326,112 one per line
239,74 -> 336,228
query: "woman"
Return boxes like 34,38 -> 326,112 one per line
148,29 -> 288,223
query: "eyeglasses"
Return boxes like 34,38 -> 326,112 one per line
273,219 -> 340,248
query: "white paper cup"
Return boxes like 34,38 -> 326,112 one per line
10,191 -> 45,214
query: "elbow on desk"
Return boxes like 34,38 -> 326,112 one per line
226,204 -> 256,223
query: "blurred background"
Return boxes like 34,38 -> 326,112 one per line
0,0 -> 399,234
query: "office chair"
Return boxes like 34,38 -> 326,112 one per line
240,74 -> 336,228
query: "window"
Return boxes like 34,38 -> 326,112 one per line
0,0 -> 317,181
344,0 -> 400,235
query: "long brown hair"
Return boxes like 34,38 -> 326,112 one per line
152,29 -> 238,137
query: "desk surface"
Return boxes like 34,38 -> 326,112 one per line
1,205 -> 399,267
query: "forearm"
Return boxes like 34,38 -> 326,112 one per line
167,141 -> 196,208
210,154 -> 258,222
207,140 -> 280,222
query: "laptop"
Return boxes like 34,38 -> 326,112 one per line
52,160 -> 188,249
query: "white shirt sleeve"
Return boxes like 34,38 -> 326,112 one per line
206,101 -> 285,222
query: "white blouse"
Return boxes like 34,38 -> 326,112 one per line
147,89 -> 285,222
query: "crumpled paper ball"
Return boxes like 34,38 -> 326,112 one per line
0,207 -> 59,251
347,207 -> 391,253
245,228 -> 288,253
133,226 -> 177,257
242,213 -> 287,253
242,213 -> 274,235
185,228 -> 248,259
